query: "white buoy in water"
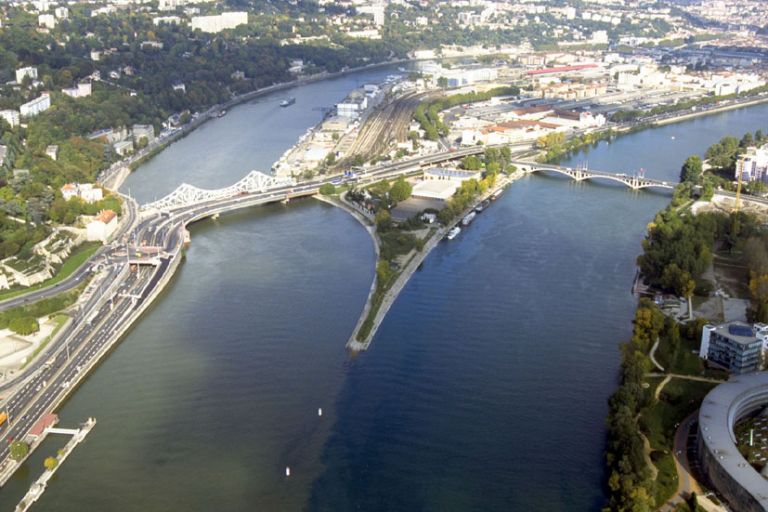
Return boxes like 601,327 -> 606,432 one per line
318,408 -> 323,417
286,467 -> 291,477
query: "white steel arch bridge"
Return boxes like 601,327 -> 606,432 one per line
141,170 -> 295,212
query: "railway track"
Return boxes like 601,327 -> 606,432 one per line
341,91 -> 433,165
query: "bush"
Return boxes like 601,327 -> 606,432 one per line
319,183 -> 336,195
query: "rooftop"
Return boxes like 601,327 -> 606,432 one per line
95,209 -> 116,223
699,373 -> 768,510
425,168 -> 481,179
713,322 -> 762,346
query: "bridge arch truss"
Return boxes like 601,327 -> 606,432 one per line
141,171 -> 296,212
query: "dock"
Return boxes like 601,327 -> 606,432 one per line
15,418 -> 96,512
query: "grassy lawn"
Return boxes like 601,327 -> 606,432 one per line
0,285 -> 85,330
671,336 -> 705,376
0,242 -> 101,302
20,314 -> 69,370
651,449 -> 678,506
641,378 -> 717,506
643,379 -> 715,450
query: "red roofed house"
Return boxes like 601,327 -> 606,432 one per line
61,183 -> 78,201
86,209 -> 118,242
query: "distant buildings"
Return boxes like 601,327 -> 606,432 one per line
61,183 -> 103,203
158,0 -> 214,10
132,124 -> 155,144
736,145 -> 768,183
113,140 -> 133,156
0,110 -> 20,128
15,66 -> 38,84
20,93 -> 51,118
411,168 -> 483,201
337,93 -> 368,119
62,82 -> 92,99
86,210 -> 117,242
45,145 -> 58,160
153,16 -> 181,26
190,12 -> 247,33
699,322 -> 768,374
38,13 -> 56,29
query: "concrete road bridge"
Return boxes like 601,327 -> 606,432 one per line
510,161 -> 675,191
140,146 -> 674,224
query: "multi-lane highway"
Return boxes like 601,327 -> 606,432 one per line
0,196 -> 139,314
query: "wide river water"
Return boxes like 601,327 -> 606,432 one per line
1,67 -> 768,511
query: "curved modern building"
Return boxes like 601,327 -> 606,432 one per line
699,372 -> 768,512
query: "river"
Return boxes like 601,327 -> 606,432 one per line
1,69 -> 767,511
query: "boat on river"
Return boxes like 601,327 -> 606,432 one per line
461,212 -> 476,226
280,97 -> 296,107
446,227 -> 461,240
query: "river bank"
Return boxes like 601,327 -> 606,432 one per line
540,94 -> 768,166
103,57 -> 418,192
343,171 -> 521,352
650,95 -> 768,127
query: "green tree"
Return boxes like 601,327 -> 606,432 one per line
319,183 -> 336,195
10,441 -> 29,461
44,456 -> 58,471
389,177 -> 412,203
375,209 -> 392,231
461,155 -> 482,170
680,155 -> 703,184
375,260 -> 392,285
9,316 -> 39,335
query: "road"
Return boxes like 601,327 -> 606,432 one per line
0,195 -> 139,314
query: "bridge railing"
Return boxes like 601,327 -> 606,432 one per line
141,171 -> 295,212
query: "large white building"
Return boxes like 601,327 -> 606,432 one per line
38,13 -> 56,29
736,144 -> 768,183
0,110 -> 20,128
356,3 -> 385,26
61,183 -> 103,203
20,93 -> 51,118
62,82 -> 92,99
190,12 -> 247,33
86,210 -> 117,242
15,66 -> 38,84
